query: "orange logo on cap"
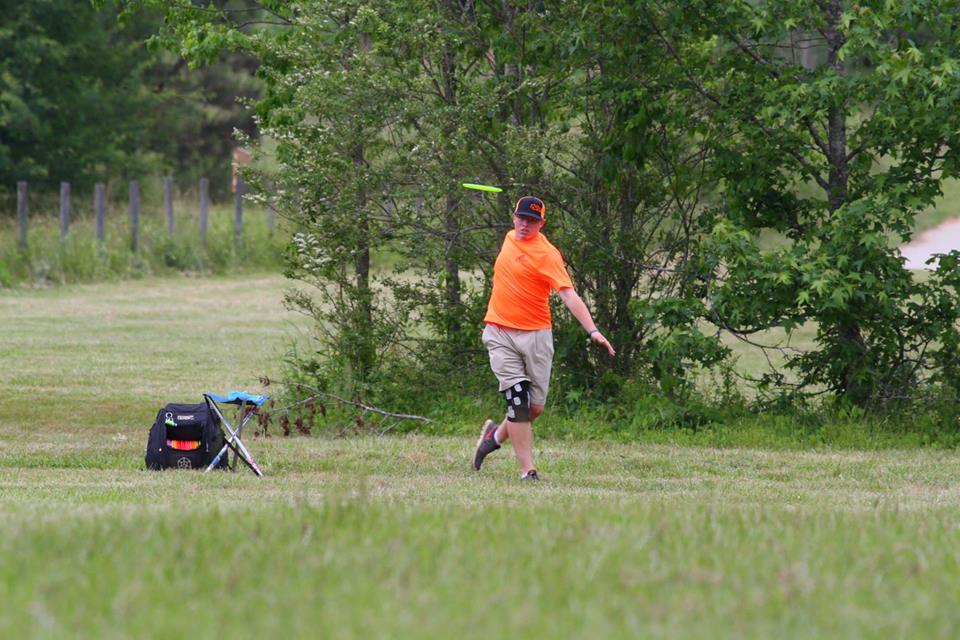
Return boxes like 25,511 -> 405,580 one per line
529,202 -> 544,214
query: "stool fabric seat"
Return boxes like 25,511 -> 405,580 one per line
205,391 -> 269,406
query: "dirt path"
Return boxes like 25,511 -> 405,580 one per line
900,218 -> 960,269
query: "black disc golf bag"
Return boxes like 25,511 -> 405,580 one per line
144,402 -> 228,471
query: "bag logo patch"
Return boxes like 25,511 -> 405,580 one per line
176,415 -> 195,421
177,456 -> 193,469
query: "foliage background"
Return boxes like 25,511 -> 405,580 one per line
5,0 -> 960,431
0,0 -> 260,196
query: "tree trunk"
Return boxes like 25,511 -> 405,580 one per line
353,139 -> 374,386
614,168 -> 640,375
823,0 -> 849,211
823,0 -> 866,403
501,1 -> 523,126
353,143 -> 371,298
439,8 -> 464,336
445,196 -> 462,335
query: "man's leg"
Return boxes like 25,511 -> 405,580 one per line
499,404 -> 543,473
475,324 -> 522,471
506,328 -> 551,477
476,325 -> 551,475
494,404 -> 543,443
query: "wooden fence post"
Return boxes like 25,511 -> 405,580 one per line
199,177 -> 209,247
95,183 -> 106,243
164,176 -> 174,237
129,180 -> 140,253
17,181 -> 27,250
59,182 -> 71,239
234,175 -> 244,248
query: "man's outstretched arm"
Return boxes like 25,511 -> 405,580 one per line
556,288 -> 616,357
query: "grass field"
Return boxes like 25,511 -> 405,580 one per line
2,275 -> 960,638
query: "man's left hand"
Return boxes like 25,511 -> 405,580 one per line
591,331 -> 616,357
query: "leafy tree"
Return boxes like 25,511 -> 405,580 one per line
118,0 -> 960,416
539,1 -> 728,396
113,0 -> 730,407
0,0 -> 261,197
385,0 -> 729,397
116,1 -> 551,403
265,1 -> 561,401
142,50 -> 262,198
0,0 -> 163,189
653,0 -> 960,405
381,0 -> 569,374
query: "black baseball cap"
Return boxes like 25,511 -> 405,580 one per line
514,196 -> 546,221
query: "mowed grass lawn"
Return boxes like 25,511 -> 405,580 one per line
2,275 -> 960,639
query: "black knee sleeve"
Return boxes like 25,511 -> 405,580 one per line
504,380 -> 531,423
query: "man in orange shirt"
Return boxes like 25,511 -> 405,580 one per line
473,196 -> 615,480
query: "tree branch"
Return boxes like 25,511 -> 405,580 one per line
271,381 -> 434,423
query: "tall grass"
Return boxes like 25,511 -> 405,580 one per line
0,193 -> 286,287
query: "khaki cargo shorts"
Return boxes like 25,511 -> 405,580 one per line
481,324 -> 554,406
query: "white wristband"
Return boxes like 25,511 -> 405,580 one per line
588,329 -> 600,337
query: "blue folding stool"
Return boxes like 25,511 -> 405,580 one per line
203,391 -> 268,476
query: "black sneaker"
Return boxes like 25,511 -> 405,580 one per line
520,470 -> 539,481
473,419 -> 500,470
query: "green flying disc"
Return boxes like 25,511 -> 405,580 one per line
462,182 -> 503,193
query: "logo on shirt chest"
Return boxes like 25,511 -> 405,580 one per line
515,254 -> 528,264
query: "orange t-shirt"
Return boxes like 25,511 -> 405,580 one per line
483,230 -> 573,330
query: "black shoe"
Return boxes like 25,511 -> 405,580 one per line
473,419 -> 500,470
521,469 -> 539,481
